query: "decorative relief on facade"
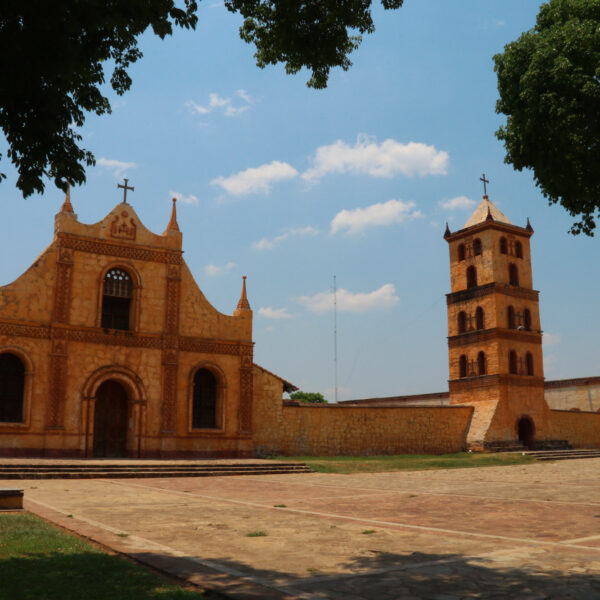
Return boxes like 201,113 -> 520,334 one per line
59,235 -> 182,265
161,362 -> 178,432
178,339 -> 241,356
110,211 -> 137,240
164,277 -> 181,334
238,368 -> 253,434
53,248 -> 74,323
47,338 -> 68,428
0,322 -> 51,339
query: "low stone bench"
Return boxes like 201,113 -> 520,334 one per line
0,488 -> 24,510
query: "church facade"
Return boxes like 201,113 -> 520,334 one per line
0,189 -> 293,458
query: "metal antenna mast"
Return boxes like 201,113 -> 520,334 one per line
333,274 -> 338,403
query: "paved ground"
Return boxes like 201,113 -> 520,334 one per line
13,458 -> 600,599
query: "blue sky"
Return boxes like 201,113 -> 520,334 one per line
0,0 -> 598,400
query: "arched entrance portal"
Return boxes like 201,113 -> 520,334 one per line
93,380 -> 128,457
517,417 -> 535,450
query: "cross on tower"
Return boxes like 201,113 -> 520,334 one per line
118,178 -> 135,204
480,173 -> 489,196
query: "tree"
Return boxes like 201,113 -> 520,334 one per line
494,0 -> 600,236
0,1 -> 403,199
289,391 -> 328,404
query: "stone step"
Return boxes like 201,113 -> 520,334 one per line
0,463 -> 308,472
0,466 -> 312,480
522,449 -> 600,461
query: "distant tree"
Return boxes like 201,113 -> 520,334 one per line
289,391 -> 328,404
494,0 -> 600,236
0,1 -> 404,199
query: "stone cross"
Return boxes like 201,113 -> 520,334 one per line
480,173 -> 489,196
118,178 -> 134,204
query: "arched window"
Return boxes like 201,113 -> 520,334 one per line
500,237 -> 508,254
475,306 -> 484,330
509,263 -> 519,286
101,268 -> 132,330
192,369 -> 217,429
509,350 -> 518,375
458,244 -> 466,261
477,351 -> 486,376
0,353 -> 25,422
466,266 -> 477,289
459,355 -> 467,378
473,238 -> 482,256
523,308 -> 532,331
457,311 -> 467,334
515,240 -> 523,259
507,305 -> 515,329
526,353 -> 534,376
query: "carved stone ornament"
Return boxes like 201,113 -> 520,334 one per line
110,211 -> 137,240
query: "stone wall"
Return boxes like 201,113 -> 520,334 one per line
545,378 -> 600,413
252,371 -> 473,456
550,410 -> 600,449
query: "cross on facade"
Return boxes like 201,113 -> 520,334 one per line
118,178 -> 134,204
480,173 -> 489,196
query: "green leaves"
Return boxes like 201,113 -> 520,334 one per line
494,0 -> 600,235
0,1 -> 198,197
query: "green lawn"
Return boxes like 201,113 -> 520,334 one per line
0,513 -> 207,600
278,452 -> 537,474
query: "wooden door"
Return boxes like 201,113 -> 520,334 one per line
93,380 -> 128,457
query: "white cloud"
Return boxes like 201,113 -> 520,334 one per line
212,161 -> 298,196
331,199 -> 422,235
298,283 -> 399,313
185,89 -> 254,118
253,225 -> 318,250
97,158 -> 136,178
302,135 -> 449,183
440,195 -> 476,210
258,307 -> 293,319
204,262 -> 236,277
169,190 -> 198,205
543,333 -> 560,346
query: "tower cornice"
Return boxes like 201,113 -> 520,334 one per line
446,283 -> 539,305
448,328 -> 542,348
445,220 -> 533,243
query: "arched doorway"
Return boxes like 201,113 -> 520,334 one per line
517,417 -> 535,450
93,380 -> 128,457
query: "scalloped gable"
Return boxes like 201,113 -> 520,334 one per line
55,201 -> 181,251
463,196 -> 512,229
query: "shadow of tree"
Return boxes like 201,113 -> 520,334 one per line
0,552 -> 212,600
166,548 -> 600,600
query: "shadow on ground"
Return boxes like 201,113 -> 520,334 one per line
155,549 -> 600,600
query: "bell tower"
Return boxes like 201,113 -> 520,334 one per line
444,191 -> 554,450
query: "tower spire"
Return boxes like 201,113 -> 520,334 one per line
236,276 -> 251,311
60,183 -> 74,214
166,197 -> 180,232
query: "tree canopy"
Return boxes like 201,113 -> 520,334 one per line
0,1 -> 403,199
494,0 -> 600,236
289,391 -> 328,404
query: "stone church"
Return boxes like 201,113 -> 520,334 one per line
0,187 -> 294,458
0,186 -> 598,458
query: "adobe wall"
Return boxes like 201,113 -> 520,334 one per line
545,379 -> 600,412
550,410 -> 600,448
252,371 -> 473,456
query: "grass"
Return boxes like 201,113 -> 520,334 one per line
0,513 -> 208,600
245,531 -> 267,537
276,452 -> 537,474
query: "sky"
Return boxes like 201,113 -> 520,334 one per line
0,0 -> 598,401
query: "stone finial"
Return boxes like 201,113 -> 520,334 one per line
166,198 -> 180,232
526,217 -> 534,232
444,222 -> 451,238
236,276 -> 251,311
60,183 -> 74,214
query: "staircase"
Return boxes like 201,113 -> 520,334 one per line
0,461 -> 312,480
522,449 -> 600,461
